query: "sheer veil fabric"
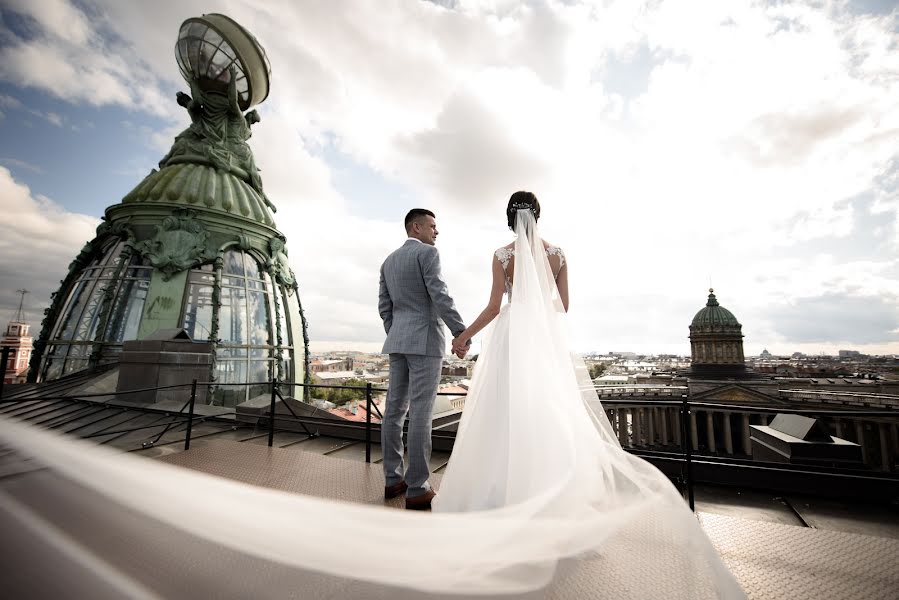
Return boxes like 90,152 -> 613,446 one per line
0,210 -> 745,598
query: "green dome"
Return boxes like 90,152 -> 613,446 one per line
691,289 -> 741,329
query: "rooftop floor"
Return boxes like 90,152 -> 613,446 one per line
2,381 -> 899,598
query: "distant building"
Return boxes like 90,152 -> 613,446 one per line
594,375 -> 630,386
688,289 -> 749,379
310,358 -> 354,373
2,291 -> 33,385
759,349 -> 772,358
2,319 -> 32,385
312,370 -> 357,384
839,350 -> 863,359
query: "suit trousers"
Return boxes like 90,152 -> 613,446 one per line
382,353 -> 442,498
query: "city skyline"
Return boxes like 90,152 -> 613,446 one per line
1,0 -> 898,358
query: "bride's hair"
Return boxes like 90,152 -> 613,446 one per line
506,191 -> 540,230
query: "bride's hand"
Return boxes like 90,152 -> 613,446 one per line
452,335 -> 471,358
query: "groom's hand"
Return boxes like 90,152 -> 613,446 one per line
452,337 -> 470,358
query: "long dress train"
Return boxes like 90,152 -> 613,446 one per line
0,209 -> 745,597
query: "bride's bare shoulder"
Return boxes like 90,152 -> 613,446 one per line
541,239 -> 561,250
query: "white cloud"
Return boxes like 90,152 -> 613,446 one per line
1,0 -> 897,355
0,167 -> 100,327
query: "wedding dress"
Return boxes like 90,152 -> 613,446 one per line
0,210 -> 745,598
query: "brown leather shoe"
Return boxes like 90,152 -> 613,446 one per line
384,480 -> 408,499
405,489 -> 436,511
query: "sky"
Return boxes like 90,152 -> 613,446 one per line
0,0 -> 897,357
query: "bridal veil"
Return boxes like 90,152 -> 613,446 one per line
0,210 -> 744,598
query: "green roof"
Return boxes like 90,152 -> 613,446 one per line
691,289 -> 741,329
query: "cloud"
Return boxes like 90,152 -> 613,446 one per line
1,0 -> 897,356
0,167 -> 99,328
767,293 -> 899,345
0,157 -> 43,173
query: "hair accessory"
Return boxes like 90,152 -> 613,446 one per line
509,201 -> 534,211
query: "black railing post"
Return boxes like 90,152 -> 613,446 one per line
0,346 -> 10,400
365,382 -> 373,463
681,394 -> 695,511
268,376 -> 278,447
184,379 -> 197,450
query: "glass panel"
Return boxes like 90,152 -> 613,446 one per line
43,344 -> 66,381
219,286 -> 248,344
218,40 -> 236,60
250,347 -> 270,358
214,359 -> 247,407
126,267 -> 153,278
203,27 -> 223,47
221,276 -> 245,288
248,360 -> 270,383
206,49 -> 234,81
106,279 -> 149,343
222,250 -> 245,277
244,254 -> 261,280
63,344 -> 90,375
236,77 -> 249,95
188,21 -> 206,38
188,38 -> 203,71
182,284 -> 214,341
247,279 -> 264,290
220,347 -> 248,358
58,279 -> 95,341
74,283 -> 107,341
248,291 -> 270,346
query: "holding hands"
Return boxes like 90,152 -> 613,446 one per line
452,335 -> 472,359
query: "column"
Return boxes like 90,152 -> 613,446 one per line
647,407 -> 655,446
834,419 -> 843,438
660,407 -> 669,445
879,423 -> 891,472
607,409 -> 617,436
760,414 -> 769,426
672,408 -> 682,446
723,412 -> 733,454
741,413 -> 751,455
689,410 -> 699,451
630,408 -> 640,446
855,421 -> 868,465
617,408 -> 628,446
706,411 -> 717,453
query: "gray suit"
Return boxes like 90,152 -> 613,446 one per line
378,238 -> 465,497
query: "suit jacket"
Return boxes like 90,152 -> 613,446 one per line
379,239 -> 465,357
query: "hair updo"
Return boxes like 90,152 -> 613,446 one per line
506,191 -> 541,230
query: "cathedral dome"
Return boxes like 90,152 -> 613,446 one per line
691,289 -> 741,330
688,289 -> 747,378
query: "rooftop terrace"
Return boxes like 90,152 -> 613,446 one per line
1,370 -> 898,598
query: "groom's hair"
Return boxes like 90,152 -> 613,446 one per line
404,208 -> 435,233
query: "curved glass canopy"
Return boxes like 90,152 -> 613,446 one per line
175,14 -> 271,111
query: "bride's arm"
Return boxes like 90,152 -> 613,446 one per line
454,257 -> 506,347
557,259 -> 569,312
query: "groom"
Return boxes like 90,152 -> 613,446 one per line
378,208 -> 467,510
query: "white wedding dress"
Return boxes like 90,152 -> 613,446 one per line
0,210 -> 745,598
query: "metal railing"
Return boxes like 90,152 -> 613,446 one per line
3,366 -> 897,508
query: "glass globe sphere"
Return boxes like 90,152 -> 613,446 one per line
175,13 -> 271,111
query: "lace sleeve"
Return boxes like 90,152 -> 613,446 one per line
546,246 -> 565,268
495,247 -> 513,270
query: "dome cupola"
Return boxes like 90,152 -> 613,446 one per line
688,289 -> 747,378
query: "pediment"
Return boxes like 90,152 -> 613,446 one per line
690,383 -> 784,405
